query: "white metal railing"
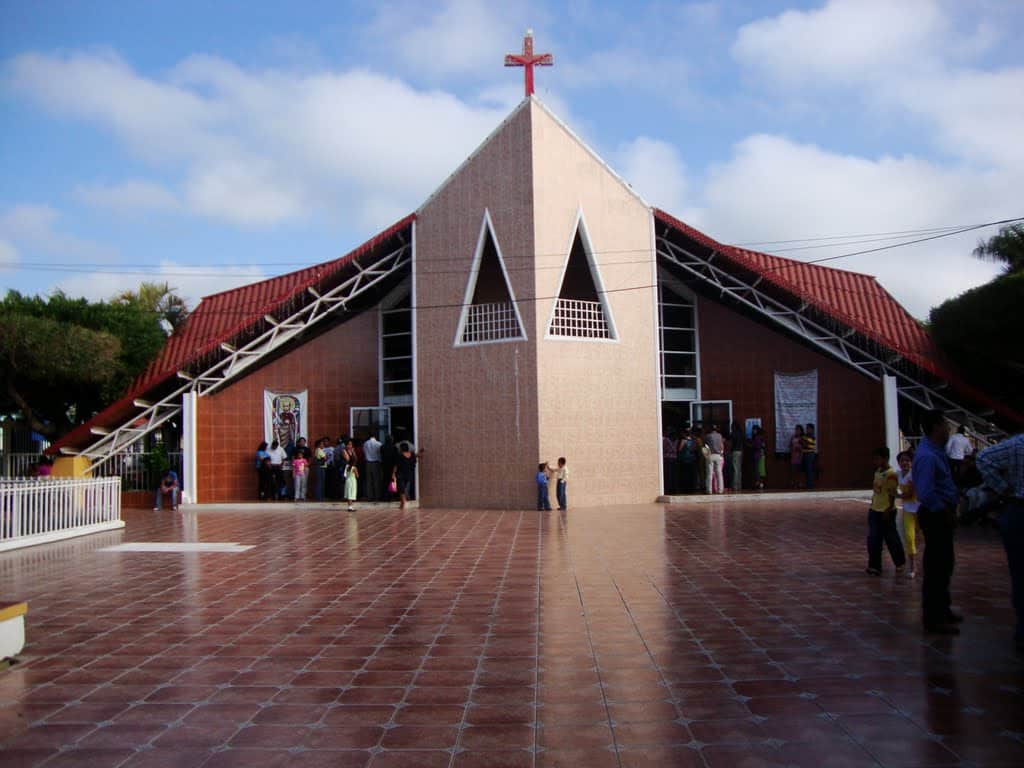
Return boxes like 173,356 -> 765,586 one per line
0,450 -> 182,490
549,298 -> 611,339
0,452 -> 43,478
90,451 -> 184,492
461,301 -> 524,343
0,477 -> 124,552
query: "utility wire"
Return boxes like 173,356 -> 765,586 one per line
764,215 -> 1024,270
8,216 -> 1021,274
7,217 -> 1021,305
735,223 -> 976,247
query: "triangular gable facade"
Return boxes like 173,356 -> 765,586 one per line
546,211 -> 616,340
454,210 -> 527,345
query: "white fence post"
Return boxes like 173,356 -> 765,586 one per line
0,476 -> 124,552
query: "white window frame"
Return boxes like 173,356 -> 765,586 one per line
378,279 -> 413,407
657,269 -> 700,402
689,400 -> 732,429
453,209 -> 527,347
545,207 -> 618,343
350,406 -> 391,443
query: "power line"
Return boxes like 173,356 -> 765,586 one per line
769,216 -> 1024,270
7,216 -> 1020,298
735,223 -> 975,247
7,216 -> 1020,275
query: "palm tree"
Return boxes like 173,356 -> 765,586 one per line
973,223 -> 1024,275
113,282 -> 189,333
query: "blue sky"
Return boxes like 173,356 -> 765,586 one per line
2,0 -> 1022,317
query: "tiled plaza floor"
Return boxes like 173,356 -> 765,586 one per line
1,500 -> 1022,768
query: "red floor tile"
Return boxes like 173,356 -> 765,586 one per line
1,500 -> 1022,766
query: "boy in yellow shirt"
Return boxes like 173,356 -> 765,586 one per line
867,446 -> 907,576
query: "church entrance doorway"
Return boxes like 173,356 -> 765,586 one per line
350,407 -> 390,442
690,400 -> 733,431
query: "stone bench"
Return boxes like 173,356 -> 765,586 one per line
0,601 -> 28,660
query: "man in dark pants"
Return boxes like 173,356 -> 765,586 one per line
913,409 -> 962,635
976,433 -> 1024,650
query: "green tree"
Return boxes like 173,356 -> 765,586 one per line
0,285 -> 187,438
973,223 -> 1024,275
929,272 -> 1024,416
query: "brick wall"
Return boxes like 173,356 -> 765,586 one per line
195,312 -> 379,502
697,298 -> 884,490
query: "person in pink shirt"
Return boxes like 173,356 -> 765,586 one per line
292,454 -> 309,501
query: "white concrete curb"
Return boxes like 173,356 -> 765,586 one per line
169,501 -> 420,513
656,490 -> 871,505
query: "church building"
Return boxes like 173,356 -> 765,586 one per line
50,37 -> 1019,509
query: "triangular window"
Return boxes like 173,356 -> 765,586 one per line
547,213 -> 616,340
455,211 -> 527,345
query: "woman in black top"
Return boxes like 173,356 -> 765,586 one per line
392,442 -> 422,511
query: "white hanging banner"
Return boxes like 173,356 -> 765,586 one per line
773,370 -> 818,453
264,390 -> 308,451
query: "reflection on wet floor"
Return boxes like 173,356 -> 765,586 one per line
0,501 -> 1021,767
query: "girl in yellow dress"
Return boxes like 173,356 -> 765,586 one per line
897,451 -> 919,579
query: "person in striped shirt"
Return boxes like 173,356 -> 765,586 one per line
976,434 -> 1024,650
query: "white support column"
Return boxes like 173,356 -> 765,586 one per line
883,374 -> 900,464
181,392 -> 198,505
410,220 -> 421,505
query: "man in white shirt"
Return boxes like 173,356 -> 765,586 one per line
363,434 -> 383,501
946,425 -> 973,484
268,440 -> 287,500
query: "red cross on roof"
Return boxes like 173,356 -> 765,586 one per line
504,29 -> 553,97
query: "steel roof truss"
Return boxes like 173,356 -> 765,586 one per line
76,241 -> 411,474
656,233 -> 1007,443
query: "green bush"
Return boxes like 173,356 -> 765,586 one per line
929,272 -> 1024,416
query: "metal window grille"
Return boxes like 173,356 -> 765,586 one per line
549,298 -> 611,339
461,302 -> 523,343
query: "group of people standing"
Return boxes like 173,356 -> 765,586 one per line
662,421 -> 769,495
787,423 -> 819,490
255,434 -> 421,511
661,418 -> 828,495
863,410 -> 1024,648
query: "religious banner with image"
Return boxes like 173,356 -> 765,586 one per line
773,370 -> 818,453
264,390 -> 307,452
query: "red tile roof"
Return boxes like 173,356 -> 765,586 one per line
50,214 -> 415,454
654,208 -> 1021,427
50,206 -> 1017,457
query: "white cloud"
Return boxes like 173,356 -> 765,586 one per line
0,204 -> 59,240
183,160 -> 303,226
53,262 -> 268,309
369,0 -> 520,80
614,137 -> 689,212
75,179 -> 180,213
0,239 -> 19,272
731,0 -> 1024,172
686,134 -> 1009,318
9,51 -> 216,164
890,67 -> 1024,170
732,0 -> 949,87
7,50 -> 509,230
0,204 -> 117,262
714,0 -> 1023,317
